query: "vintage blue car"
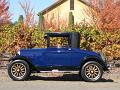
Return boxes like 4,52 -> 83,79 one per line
8,32 -> 108,82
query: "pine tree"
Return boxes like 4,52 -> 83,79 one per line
18,15 -> 24,24
38,12 -> 44,31
68,12 -> 74,27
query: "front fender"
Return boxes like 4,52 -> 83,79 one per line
9,55 -> 36,70
9,55 -> 31,62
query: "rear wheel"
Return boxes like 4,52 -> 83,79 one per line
81,61 -> 103,82
8,60 -> 30,81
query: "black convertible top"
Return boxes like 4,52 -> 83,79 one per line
45,32 -> 77,37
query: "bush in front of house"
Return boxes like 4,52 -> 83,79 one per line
0,19 -> 120,61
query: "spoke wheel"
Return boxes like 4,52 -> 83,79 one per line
11,63 -> 26,79
85,64 -> 100,79
8,60 -> 30,81
81,61 -> 103,82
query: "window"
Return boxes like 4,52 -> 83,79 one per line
49,37 -> 69,48
70,0 -> 74,10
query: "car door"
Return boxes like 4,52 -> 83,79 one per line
44,48 -> 80,66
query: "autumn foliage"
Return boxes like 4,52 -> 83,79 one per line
0,0 -> 120,61
84,0 -> 120,31
0,0 -> 38,54
9,0 -> 37,53
19,0 -> 35,30
0,0 -> 10,27
97,0 -> 120,31
82,0 -> 120,60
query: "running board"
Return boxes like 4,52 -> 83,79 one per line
39,70 -> 79,73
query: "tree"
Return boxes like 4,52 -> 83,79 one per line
0,0 -> 11,53
38,12 -> 44,31
0,0 -> 10,28
82,0 -> 120,60
68,12 -> 74,28
84,0 -> 120,31
3,0 -> 37,54
18,15 -> 24,24
98,0 -> 120,31
19,0 -> 35,29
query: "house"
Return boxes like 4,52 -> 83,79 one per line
38,0 -> 104,30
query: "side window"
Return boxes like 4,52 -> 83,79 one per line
70,0 -> 74,10
49,37 -> 69,48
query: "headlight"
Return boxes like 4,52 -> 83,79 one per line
17,51 -> 20,55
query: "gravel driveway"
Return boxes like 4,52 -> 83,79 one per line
0,68 -> 120,90
0,79 -> 120,90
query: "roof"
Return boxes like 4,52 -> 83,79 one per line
39,0 -> 67,15
39,0 -> 94,15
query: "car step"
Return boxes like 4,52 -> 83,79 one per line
39,70 -> 79,73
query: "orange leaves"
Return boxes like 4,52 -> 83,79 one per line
0,0 -> 11,52
8,0 -> 37,53
0,0 -> 10,27
84,0 -> 120,31
97,0 -> 120,31
43,16 -> 68,32
0,0 -> 36,54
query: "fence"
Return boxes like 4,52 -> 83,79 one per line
0,55 -> 10,80
0,57 -> 9,69
0,55 -> 10,70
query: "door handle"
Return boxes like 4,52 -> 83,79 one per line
57,50 -> 61,53
68,48 -> 72,51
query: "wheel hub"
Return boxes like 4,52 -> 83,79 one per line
90,70 -> 94,74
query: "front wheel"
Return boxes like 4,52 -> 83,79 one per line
8,60 -> 30,81
81,61 -> 103,82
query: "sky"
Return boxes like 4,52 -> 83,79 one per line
9,0 -> 55,22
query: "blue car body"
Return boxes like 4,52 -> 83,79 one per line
10,47 -> 107,71
21,48 -> 100,66
9,32 -> 108,71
